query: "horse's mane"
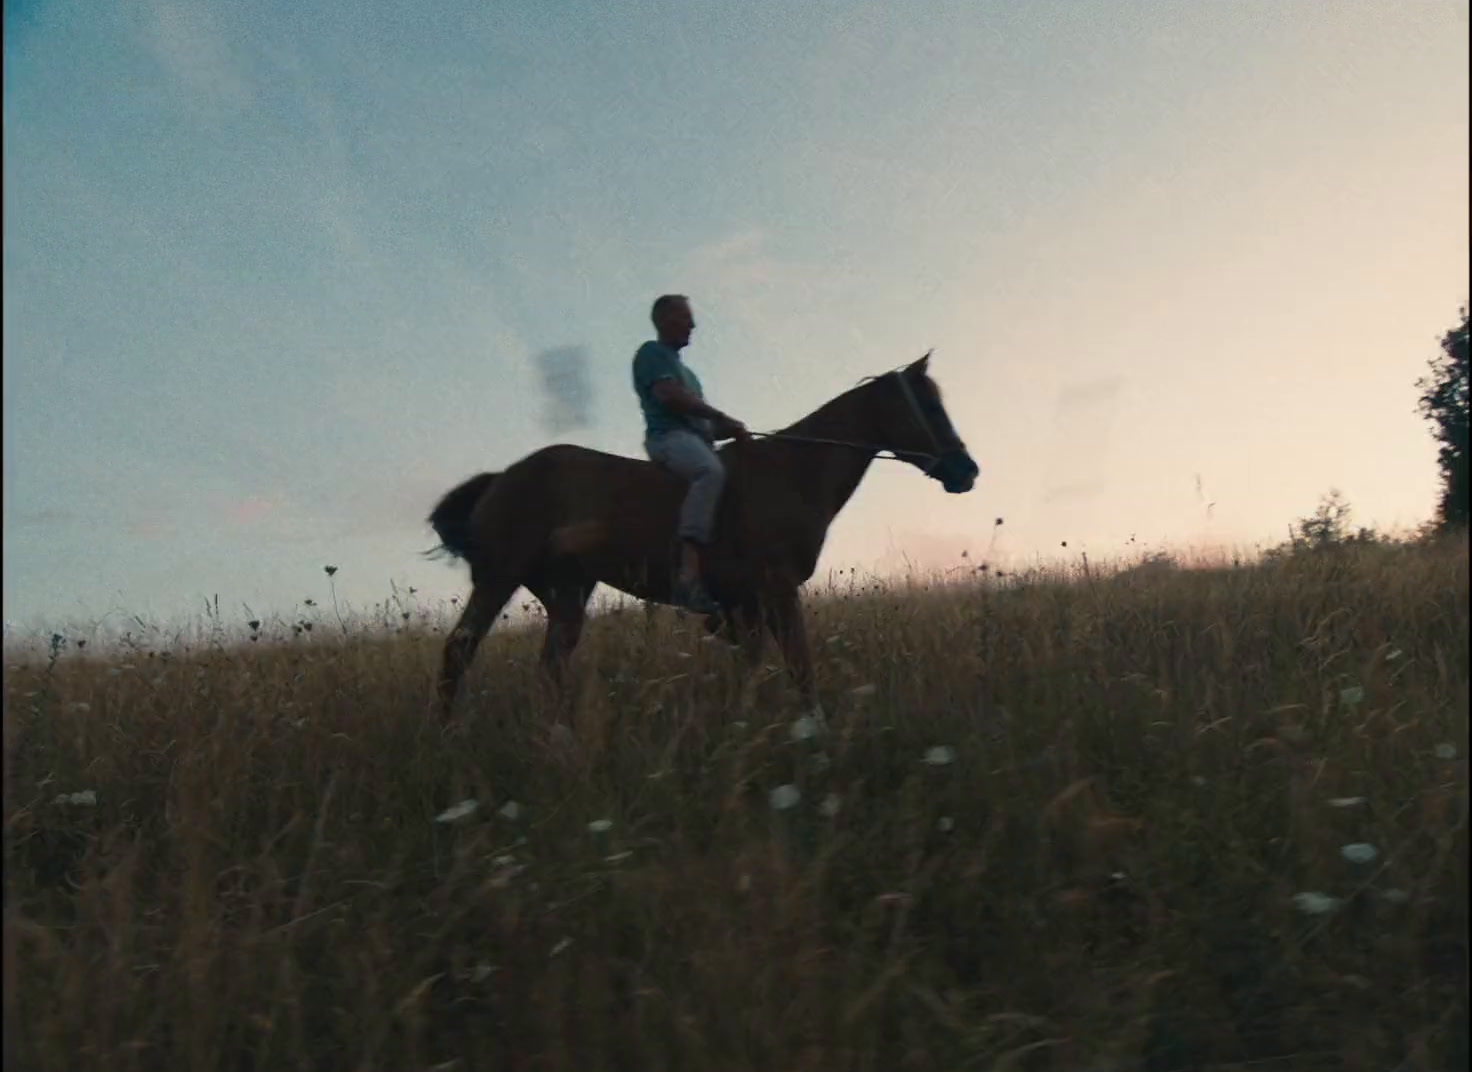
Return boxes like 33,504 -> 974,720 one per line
778,363 -> 919,436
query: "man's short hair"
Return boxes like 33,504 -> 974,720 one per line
651,294 -> 689,327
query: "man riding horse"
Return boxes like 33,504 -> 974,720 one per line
428,309 -> 980,717
633,294 -> 750,614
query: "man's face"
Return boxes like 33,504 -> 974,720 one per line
659,301 -> 695,349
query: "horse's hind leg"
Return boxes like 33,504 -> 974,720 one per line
436,572 -> 519,718
529,576 -> 592,688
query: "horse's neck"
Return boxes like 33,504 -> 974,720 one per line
777,388 -> 879,520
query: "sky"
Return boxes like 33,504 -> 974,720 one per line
4,0 -> 1469,636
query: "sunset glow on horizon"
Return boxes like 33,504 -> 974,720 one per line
4,0 -> 1468,634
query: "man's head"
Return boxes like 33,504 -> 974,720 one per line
651,294 -> 695,350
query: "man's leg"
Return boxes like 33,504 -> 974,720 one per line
648,431 -> 725,602
678,540 -> 702,585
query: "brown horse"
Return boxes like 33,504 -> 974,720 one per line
427,352 -> 979,715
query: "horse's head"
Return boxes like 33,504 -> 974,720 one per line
870,353 -> 979,494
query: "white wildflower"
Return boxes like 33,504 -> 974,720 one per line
769,784 -> 801,811
1386,648 -> 1404,662
587,818 -> 614,834
53,790 -> 97,807
1339,685 -> 1365,708
921,745 -> 956,766
487,857 -> 526,889
1341,842 -> 1379,865
496,801 -> 522,821
550,937 -> 573,957
1293,891 -> 1342,915
790,715 -> 822,742
819,793 -> 842,817
1433,743 -> 1457,760
435,799 -> 479,824
1327,796 -> 1367,808
936,816 -> 955,832
849,683 -> 877,697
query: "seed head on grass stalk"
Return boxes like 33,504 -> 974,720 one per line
323,565 -> 348,635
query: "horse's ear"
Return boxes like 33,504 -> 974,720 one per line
907,350 -> 933,376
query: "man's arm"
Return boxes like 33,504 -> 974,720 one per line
651,380 -> 728,423
651,381 -> 750,440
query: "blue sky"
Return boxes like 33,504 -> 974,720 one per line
4,0 -> 1469,634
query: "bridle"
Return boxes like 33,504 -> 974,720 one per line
748,352 -> 956,475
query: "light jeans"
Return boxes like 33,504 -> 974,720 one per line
645,429 -> 726,545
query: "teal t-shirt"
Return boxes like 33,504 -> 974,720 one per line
632,340 -> 712,440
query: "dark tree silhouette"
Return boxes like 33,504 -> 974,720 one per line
1417,308 -> 1469,530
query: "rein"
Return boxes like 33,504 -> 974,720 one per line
746,430 -> 935,466
744,355 -> 949,472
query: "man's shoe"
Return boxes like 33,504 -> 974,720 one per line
673,577 -> 720,615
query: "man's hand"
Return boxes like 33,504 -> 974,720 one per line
718,417 -> 752,442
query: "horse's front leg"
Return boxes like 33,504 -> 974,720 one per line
761,588 -> 816,708
700,598 -> 762,659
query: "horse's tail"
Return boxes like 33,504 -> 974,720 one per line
425,472 -> 500,561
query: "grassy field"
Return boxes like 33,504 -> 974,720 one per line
4,538 -> 1468,1071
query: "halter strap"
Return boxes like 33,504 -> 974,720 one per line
889,355 -> 946,473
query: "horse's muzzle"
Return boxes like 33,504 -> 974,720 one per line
934,450 -> 979,494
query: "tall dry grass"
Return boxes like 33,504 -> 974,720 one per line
4,537 -> 1468,1071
